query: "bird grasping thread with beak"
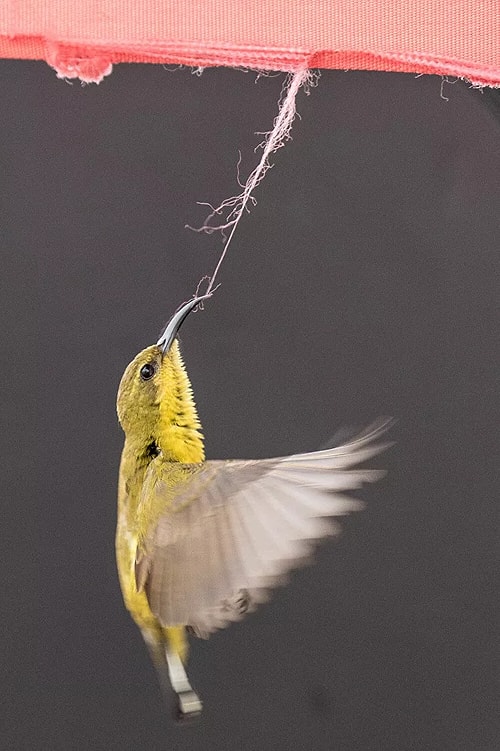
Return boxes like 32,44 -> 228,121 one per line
116,294 -> 391,719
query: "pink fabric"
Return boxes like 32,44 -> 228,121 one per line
1,1 -> 498,85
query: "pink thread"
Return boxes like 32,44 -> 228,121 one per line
190,69 -> 314,296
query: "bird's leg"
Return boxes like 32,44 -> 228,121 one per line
141,626 -> 202,720
164,627 -> 202,720
165,643 -> 203,719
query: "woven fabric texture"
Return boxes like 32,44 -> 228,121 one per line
1,1 -> 498,84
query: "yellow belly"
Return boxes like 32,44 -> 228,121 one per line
116,520 -> 188,661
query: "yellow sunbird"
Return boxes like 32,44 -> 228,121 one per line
116,295 -> 390,719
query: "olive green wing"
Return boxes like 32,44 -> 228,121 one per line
136,420 -> 392,636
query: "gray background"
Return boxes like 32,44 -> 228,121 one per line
1,62 -> 498,750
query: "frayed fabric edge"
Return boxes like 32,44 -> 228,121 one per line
0,36 -> 499,87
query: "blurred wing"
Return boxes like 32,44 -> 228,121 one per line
136,419 -> 393,635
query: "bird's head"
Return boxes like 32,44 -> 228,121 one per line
116,342 -> 164,436
116,296 -> 208,460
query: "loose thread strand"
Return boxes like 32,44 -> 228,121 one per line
190,68 -> 314,299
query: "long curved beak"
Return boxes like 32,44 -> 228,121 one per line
156,293 -> 212,354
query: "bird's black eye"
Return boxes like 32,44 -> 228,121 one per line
140,362 -> 157,381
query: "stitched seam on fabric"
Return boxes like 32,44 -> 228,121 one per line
2,35 -> 499,84
45,39 -> 500,73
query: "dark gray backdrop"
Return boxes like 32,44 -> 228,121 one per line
1,62 -> 498,751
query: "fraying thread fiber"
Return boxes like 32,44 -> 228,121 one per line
191,68 -> 316,296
